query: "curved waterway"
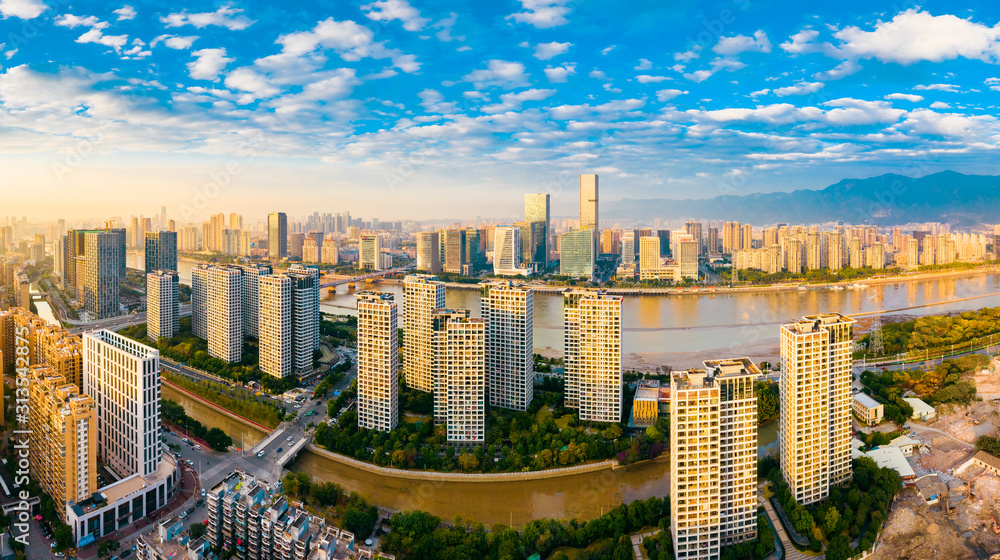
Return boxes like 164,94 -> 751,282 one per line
128,253 -> 1000,367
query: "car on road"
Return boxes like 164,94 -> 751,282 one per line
179,512 -> 187,520
201,489 -> 207,498
187,507 -> 195,515
196,499 -> 204,507
121,549 -> 133,559
182,438 -> 189,444
257,450 -> 265,457
276,447 -> 283,453
294,405 -> 301,409
365,539 -> 373,546
187,460 -> 194,466
193,445 -> 201,450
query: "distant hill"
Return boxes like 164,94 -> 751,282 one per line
603,171 -> 1000,226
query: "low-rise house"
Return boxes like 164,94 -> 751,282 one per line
903,397 -> 936,421
852,393 -> 884,426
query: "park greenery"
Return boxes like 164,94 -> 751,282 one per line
720,265 -> 894,285
312,358 -> 351,398
765,456 -> 902,560
856,307 -> 1000,359
860,354 -> 985,419
162,399 -> 234,451
757,381 -> 779,425
120,317 -> 299,394
164,371 -> 287,428
321,314 -> 358,346
281,472 -> 380,538
315,379 -> 667,473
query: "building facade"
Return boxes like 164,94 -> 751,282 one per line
402,274 -> 445,393
357,292 -> 399,432
564,291 -> 622,423
144,231 -> 177,274
207,267 -> 243,363
480,281 -> 533,411
146,270 -> 179,341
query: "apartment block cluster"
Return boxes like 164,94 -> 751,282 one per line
55,226 -> 127,320
138,471 -> 373,560
727,221 -> 994,274
356,274 -> 622,443
667,312 -> 854,560
0,255 -> 32,311
0,307 -> 177,546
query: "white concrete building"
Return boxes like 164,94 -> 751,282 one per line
360,234 -> 383,271
259,275 -> 293,379
240,264 -> 272,339
146,270 -> 178,341
208,267 -> 243,363
563,291 -> 622,423
431,309 -> 485,443
191,264 -> 208,339
83,330 -> 161,479
402,274 -> 445,394
480,281 -> 534,411
493,226 -> 528,276
357,291 -> 399,432
779,313 -> 855,505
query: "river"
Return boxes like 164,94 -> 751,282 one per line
127,252 -> 1000,367
30,281 -> 59,325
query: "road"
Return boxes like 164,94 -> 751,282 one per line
66,304 -> 191,334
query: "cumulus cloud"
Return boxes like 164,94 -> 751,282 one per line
884,93 -> 924,102
113,5 -> 136,21
635,58 -> 652,71
224,67 -> 280,99
773,81 -> 824,97
432,12 -> 463,42
162,5 -> 254,30
464,60 -> 529,88
278,18 -> 420,73
418,89 -> 457,113
506,0 -> 572,29
188,48 -> 234,81
162,36 -> 198,49
713,30 -> 772,56
898,109 -> 999,138
914,83 -> 959,92
683,58 -> 745,83
481,88 -> 556,113
533,41 -> 571,60
834,10 -> 1000,64
780,29 -> 820,54
655,89 -> 687,102
0,0 -> 47,19
362,0 -> 429,32
812,60 -> 860,81
636,75 -> 669,83
543,63 -> 575,83
55,14 -> 129,53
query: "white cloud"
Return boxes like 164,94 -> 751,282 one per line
636,75 -> 669,83
224,67 -> 280,99
55,14 -> 129,53
278,18 -> 420,73
834,10 -> 1000,64
930,101 -> 951,109
463,60 -> 529,89
188,48 -> 234,81
601,45 -> 616,55
773,81 -> 824,97
55,14 -> 102,28
682,58 -> 745,83
635,58 -> 652,71
113,5 -> 136,21
812,60 -> 860,80
589,69 -> 610,81
988,77 -> 1000,92
533,41 -> 571,60
655,89 -> 687,102
750,88 -> 770,97
884,93 -> 924,102
713,30 -> 772,56
898,109 -> 999,138
507,0 -> 572,29
4,48 -> 16,59
481,88 -> 556,113
162,5 -> 254,30
418,89 -> 457,113
362,0 -> 429,32
164,36 -> 198,50
780,29 -> 820,53
0,0 -> 46,19
543,63 -> 575,83
821,98 -> 905,125
683,69 -> 714,83
432,12 -> 463,42
674,45 -> 702,62
914,83 -> 959,92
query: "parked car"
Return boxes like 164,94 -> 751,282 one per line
179,512 -> 188,520
182,438 -> 189,444
193,445 -> 201,451
121,549 -> 133,559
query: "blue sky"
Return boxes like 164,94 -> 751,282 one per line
1,0 -> 999,222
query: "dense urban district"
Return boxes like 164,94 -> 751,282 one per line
3,175 -> 1000,560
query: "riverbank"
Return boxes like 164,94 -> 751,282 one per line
161,379 -> 272,434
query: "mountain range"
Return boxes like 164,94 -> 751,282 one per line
603,171 -> 1000,226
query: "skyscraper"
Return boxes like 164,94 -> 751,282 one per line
444,229 -> 466,274
481,281 -> 533,411
431,308 -> 485,442
779,313 -> 855,505
524,193 -> 550,268
240,264 -> 272,339
560,229 -> 595,279
191,265 -> 208,339
207,267 -> 243,363
493,226 -> 522,275
144,231 -> 177,274
259,275 -> 293,379
564,291 -> 621,423
360,234 -> 383,271
670,358 -> 759,560
288,232 -> 305,259
268,212 -> 287,259
288,265 -> 320,373
83,330 -> 161,478
416,231 -> 441,273
579,174 -> 599,233
357,292 -> 399,432
147,270 -> 179,341
82,231 -> 120,320
402,274 -> 445,393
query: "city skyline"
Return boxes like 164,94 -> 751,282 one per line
2,1 -> 1000,219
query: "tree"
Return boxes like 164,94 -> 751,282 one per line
190,523 -> 207,539
458,452 -> 479,471
824,507 -> 841,536
205,427 -> 233,451
604,425 -> 622,440
54,525 -> 73,550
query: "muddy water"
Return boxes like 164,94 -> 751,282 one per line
162,383 -> 268,450
289,451 -> 669,526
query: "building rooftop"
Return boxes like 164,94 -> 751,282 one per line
71,453 -> 177,516
974,450 -> 1000,472
702,357 -> 761,377
903,397 -> 936,415
853,392 -> 882,409
863,446 -> 915,479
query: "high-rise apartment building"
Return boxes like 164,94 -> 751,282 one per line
259,275 -> 292,379
360,234 -> 383,271
402,274 -> 445,393
416,232 -> 441,273
144,231 -> 177,274
579,174 -> 599,233
268,212 -> 287,259
147,271 -> 179,341
28,365 -> 97,522
357,292 -> 399,432
670,358 -> 759,560
481,281 -> 533,411
191,265 -> 208,339
431,308 -> 485,442
559,229 -> 595,279
638,236 -> 661,277
779,313 -> 855,505
83,231 -> 121,320
443,230 -> 466,274
563,291 -> 622,423
288,232 -> 305,259
524,193 -> 550,268
621,231 -> 635,265
207,267 -> 243,363
240,264 -> 272,339
288,265 -> 320,373
83,330 -> 161,478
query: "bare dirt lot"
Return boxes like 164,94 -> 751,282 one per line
930,400 -> 1000,444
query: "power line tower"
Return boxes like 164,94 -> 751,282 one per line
870,313 -> 885,357
732,265 -> 738,285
